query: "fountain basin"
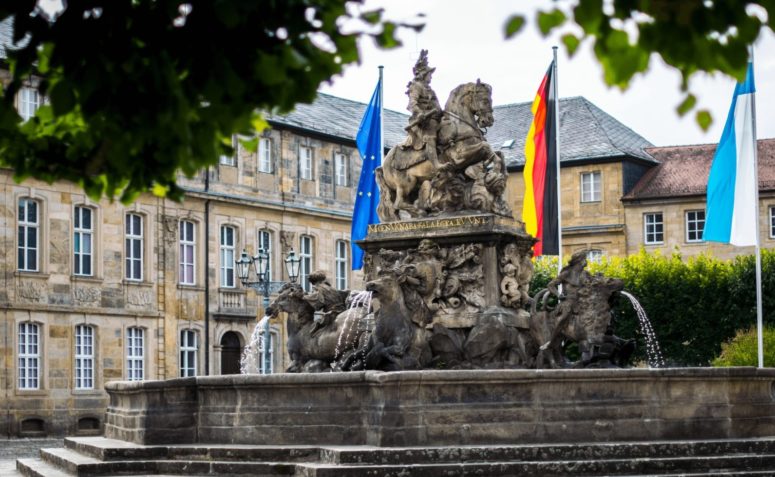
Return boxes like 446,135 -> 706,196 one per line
105,367 -> 775,447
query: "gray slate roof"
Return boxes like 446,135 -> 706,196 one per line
270,93 -> 654,166
489,96 -> 655,167
266,92 -> 409,149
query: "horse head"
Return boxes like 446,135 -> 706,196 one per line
267,282 -> 314,322
472,79 -> 494,128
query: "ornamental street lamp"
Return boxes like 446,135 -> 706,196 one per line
235,248 -> 301,373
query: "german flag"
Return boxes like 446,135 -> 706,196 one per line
522,62 -> 558,256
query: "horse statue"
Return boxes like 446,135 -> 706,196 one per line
375,56 -> 505,221
266,282 -> 369,373
363,265 -> 433,371
529,250 -> 635,368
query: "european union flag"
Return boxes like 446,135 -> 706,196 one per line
351,76 -> 382,270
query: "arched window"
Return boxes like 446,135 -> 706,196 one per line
74,324 -> 95,390
586,249 -> 604,264
126,327 -> 144,381
220,225 -> 236,288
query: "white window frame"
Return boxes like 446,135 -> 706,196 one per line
179,220 -> 196,285
125,213 -> 144,281
126,327 -> 145,381
179,329 -> 198,377
644,212 -> 664,245
300,235 -> 313,292
258,229 -> 272,281
18,87 -> 40,121
258,138 -> 272,173
75,324 -> 95,390
769,206 -> 775,239
18,322 -> 40,390
74,206 -> 94,277
300,146 -> 313,180
335,240 -> 348,290
220,225 -> 236,288
334,153 -> 348,186
581,171 -> 601,203
18,198 -> 40,272
258,331 -> 277,374
586,249 -> 604,264
219,136 -> 236,166
685,210 -> 706,243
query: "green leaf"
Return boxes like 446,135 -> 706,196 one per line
561,33 -> 581,57
573,0 -> 603,35
360,9 -> 383,25
676,94 -> 696,116
696,109 -> 713,131
537,9 -> 567,36
504,15 -> 525,39
49,80 -> 77,116
374,22 -> 400,48
251,113 -> 269,133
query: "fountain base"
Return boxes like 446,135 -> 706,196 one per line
105,367 -> 775,446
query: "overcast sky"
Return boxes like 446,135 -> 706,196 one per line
321,0 -> 775,147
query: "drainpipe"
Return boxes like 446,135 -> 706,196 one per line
204,168 -> 211,375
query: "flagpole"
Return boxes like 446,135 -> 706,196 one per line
552,46 -> 563,273
749,50 -> 764,368
379,65 -> 384,164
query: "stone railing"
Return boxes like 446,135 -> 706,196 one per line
218,290 -> 245,311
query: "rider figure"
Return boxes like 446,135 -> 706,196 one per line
402,50 -> 443,170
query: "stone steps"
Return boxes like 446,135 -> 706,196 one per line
15,436 -> 775,476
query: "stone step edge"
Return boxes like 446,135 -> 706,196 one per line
64,435 -> 775,464
16,458 -> 72,477
36,449 -> 775,476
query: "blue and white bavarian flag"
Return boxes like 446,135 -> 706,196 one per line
704,63 -> 758,246
351,77 -> 382,270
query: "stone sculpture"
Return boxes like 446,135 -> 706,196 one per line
266,273 -> 368,373
375,50 -> 512,220
530,250 -> 635,368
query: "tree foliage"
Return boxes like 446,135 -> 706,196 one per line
712,326 -> 775,367
530,249 -> 775,366
505,0 -> 770,130
0,1 -> 415,202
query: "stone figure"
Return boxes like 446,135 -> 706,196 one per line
266,280 -> 367,373
302,270 -> 350,332
530,250 -> 634,368
375,52 -> 511,221
364,266 -> 432,371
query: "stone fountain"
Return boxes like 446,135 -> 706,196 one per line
19,51 -> 775,476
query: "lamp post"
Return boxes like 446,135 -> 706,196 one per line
235,248 -> 301,373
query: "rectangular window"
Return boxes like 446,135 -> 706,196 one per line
219,136 -> 236,166
258,229 -> 272,281
259,331 -> 275,374
179,329 -> 198,377
18,87 -> 40,121
18,198 -> 39,272
581,171 -> 601,203
770,206 -> 775,239
125,214 -> 144,280
300,146 -> 313,180
126,327 -> 144,381
220,225 -> 236,288
334,153 -> 348,186
258,138 -> 272,173
644,212 -> 664,245
685,210 -> 706,243
74,206 -> 93,276
179,220 -> 196,285
335,240 -> 348,290
75,325 -> 94,390
300,235 -> 313,292
586,249 -> 604,264
18,322 -> 40,390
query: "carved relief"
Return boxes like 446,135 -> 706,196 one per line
17,281 -> 47,303
499,242 -> 532,309
280,231 -> 295,254
163,215 -> 178,244
73,286 -> 101,306
126,289 -> 153,308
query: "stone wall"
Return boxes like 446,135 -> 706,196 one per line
105,368 -> 775,446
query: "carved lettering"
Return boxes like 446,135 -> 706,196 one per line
368,215 -> 490,234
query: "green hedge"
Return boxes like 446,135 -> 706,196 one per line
530,249 -> 775,366
712,326 -> 775,367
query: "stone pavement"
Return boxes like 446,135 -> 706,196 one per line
0,438 -> 62,476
